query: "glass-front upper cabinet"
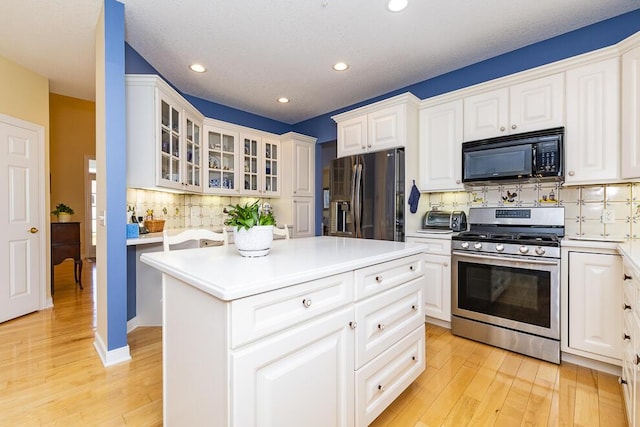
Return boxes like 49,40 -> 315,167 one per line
263,138 -> 280,197
241,134 -> 260,195
205,126 -> 239,195
183,116 -> 202,191
160,99 -> 182,188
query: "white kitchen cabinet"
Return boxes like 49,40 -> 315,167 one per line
405,236 -> 452,324
203,124 -> 239,194
567,251 -> 622,362
622,257 -> 640,427
622,45 -> 640,179
333,93 -> 419,158
126,75 -> 204,192
271,133 -> 317,237
565,58 -> 620,185
239,133 -> 280,197
463,73 -> 564,140
233,307 -> 355,427
418,100 -> 464,192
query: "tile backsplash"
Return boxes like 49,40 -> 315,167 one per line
126,188 -> 258,230
427,182 -> 640,241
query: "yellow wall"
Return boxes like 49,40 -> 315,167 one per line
49,94 -> 96,257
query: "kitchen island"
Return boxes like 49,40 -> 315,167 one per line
141,236 -> 427,427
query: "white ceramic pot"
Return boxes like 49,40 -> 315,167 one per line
233,225 -> 274,257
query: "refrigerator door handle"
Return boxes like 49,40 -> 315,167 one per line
350,162 -> 358,236
354,163 -> 363,238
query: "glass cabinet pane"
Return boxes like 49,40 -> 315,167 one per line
207,129 -> 236,192
162,101 -> 170,127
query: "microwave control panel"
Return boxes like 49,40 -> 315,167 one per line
535,141 -> 559,174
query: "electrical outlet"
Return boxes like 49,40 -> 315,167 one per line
602,209 -> 615,224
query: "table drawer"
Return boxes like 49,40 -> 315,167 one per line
355,278 -> 424,368
355,254 -> 424,300
355,323 -> 425,427
231,272 -> 354,348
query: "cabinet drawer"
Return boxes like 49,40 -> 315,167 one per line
406,237 -> 451,255
355,254 -> 424,299
355,278 -> 424,368
230,272 -> 354,348
355,324 -> 425,427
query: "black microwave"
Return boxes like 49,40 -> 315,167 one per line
462,127 -> 564,185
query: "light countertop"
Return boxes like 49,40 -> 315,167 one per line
140,236 -> 426,301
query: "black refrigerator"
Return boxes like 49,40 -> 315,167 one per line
328,148 -> 404,241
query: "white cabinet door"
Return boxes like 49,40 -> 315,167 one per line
293,140 -> 314,197
293,198 -> 314,237
368,104 -> 404,152
565,58 -> 620,185
182,114 -> 202,192
240,133 -> 262,196
156,89 -> 185,190
463,88 -> 508,140
203,125 -> 240,195
418,100 -> 463,191
232,307 -> 354,427
568,252 -> 622,360
337,115 -> 367,158
423,254 -> 451,322
622,46 -> 640,179
509,73 -> 564,134
463,74 -> 563,141
263,138 -> 281,197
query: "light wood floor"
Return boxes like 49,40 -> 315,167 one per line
0,262 -> 627,426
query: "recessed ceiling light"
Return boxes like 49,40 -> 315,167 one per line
278,97 -> 290,104
387,0 -> 408,12
189,63 -> 206,73
333,62 -> 349,71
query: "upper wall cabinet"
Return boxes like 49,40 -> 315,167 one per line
333,93 -> 419,158
239,133 -> 280,197
203,124 -> 239,195
463,73 -> 564,141
564,58 -> 620,185
126,75 -> 204,193
622,45 -> 640,179
418,100 -> 464,192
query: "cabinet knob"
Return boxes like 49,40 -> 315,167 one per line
411,356 -> 417,361
636,355 -> 640,366
409,265 -> 415,271
378,323 -> 385,331
377,384 -> 385,392
568,171 -> 575,176
500,126 -> 506,132
29,227 -> 39,234
624,333 -> 631,340
620,377 -> 628,385
375,276 -> 383,283
624,303 -> 632,311
444,262 -> 449,267
302,298 -> 312,308
349,321 -> 357,329
624,274 -> 633,281
456,180 -> 461,184
511,124 -> 517,130
411,305 -> 418,311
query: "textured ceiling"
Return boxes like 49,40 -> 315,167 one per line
1,1 -> 638,124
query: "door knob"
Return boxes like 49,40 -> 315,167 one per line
29,227 -> 39,234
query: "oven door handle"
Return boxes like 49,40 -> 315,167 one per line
452,251 -> 559,266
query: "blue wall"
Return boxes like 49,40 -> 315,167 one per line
104,0 -> 128,351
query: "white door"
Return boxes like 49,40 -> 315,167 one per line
337,115 -> 367,158
509,73 -> 564,134
463,88 -> 509,140
368,104 -> 403,152
0,115 -> 45,323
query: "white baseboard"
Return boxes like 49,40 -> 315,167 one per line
93,333 -> 131,367
561,352 -> 622,376
127,316 -> 140,333
425,316 -> 451,329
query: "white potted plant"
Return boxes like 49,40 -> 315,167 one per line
51,203 -> 74,222
224,201 -> 276,257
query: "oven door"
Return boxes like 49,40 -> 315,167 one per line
451,251 -> 559,340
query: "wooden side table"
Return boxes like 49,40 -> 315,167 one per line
51,222 -> 82,295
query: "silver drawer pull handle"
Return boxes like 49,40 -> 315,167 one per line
624,303 -> 632,310
624,333 -> 631,340
411,305 -> 418,311
409,265 -> 415,271
636,355 -> 640,366
349,321 -> 357,329
378,323 -> 385,331
302,299 -> 312,308
620,377 -> 628,385
624,274 -> 633,280
378,385 -> 385,392
375,276 -> 383,283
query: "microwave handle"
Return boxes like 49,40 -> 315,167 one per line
532,145 -> 537,173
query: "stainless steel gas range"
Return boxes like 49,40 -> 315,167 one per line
451,206 -> 564,364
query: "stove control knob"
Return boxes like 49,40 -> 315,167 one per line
519,245 -> 529,254
474,242 -> 483,250
495,244 -> 505,252
461,242 -> 470,249
535,246 -> 546,256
